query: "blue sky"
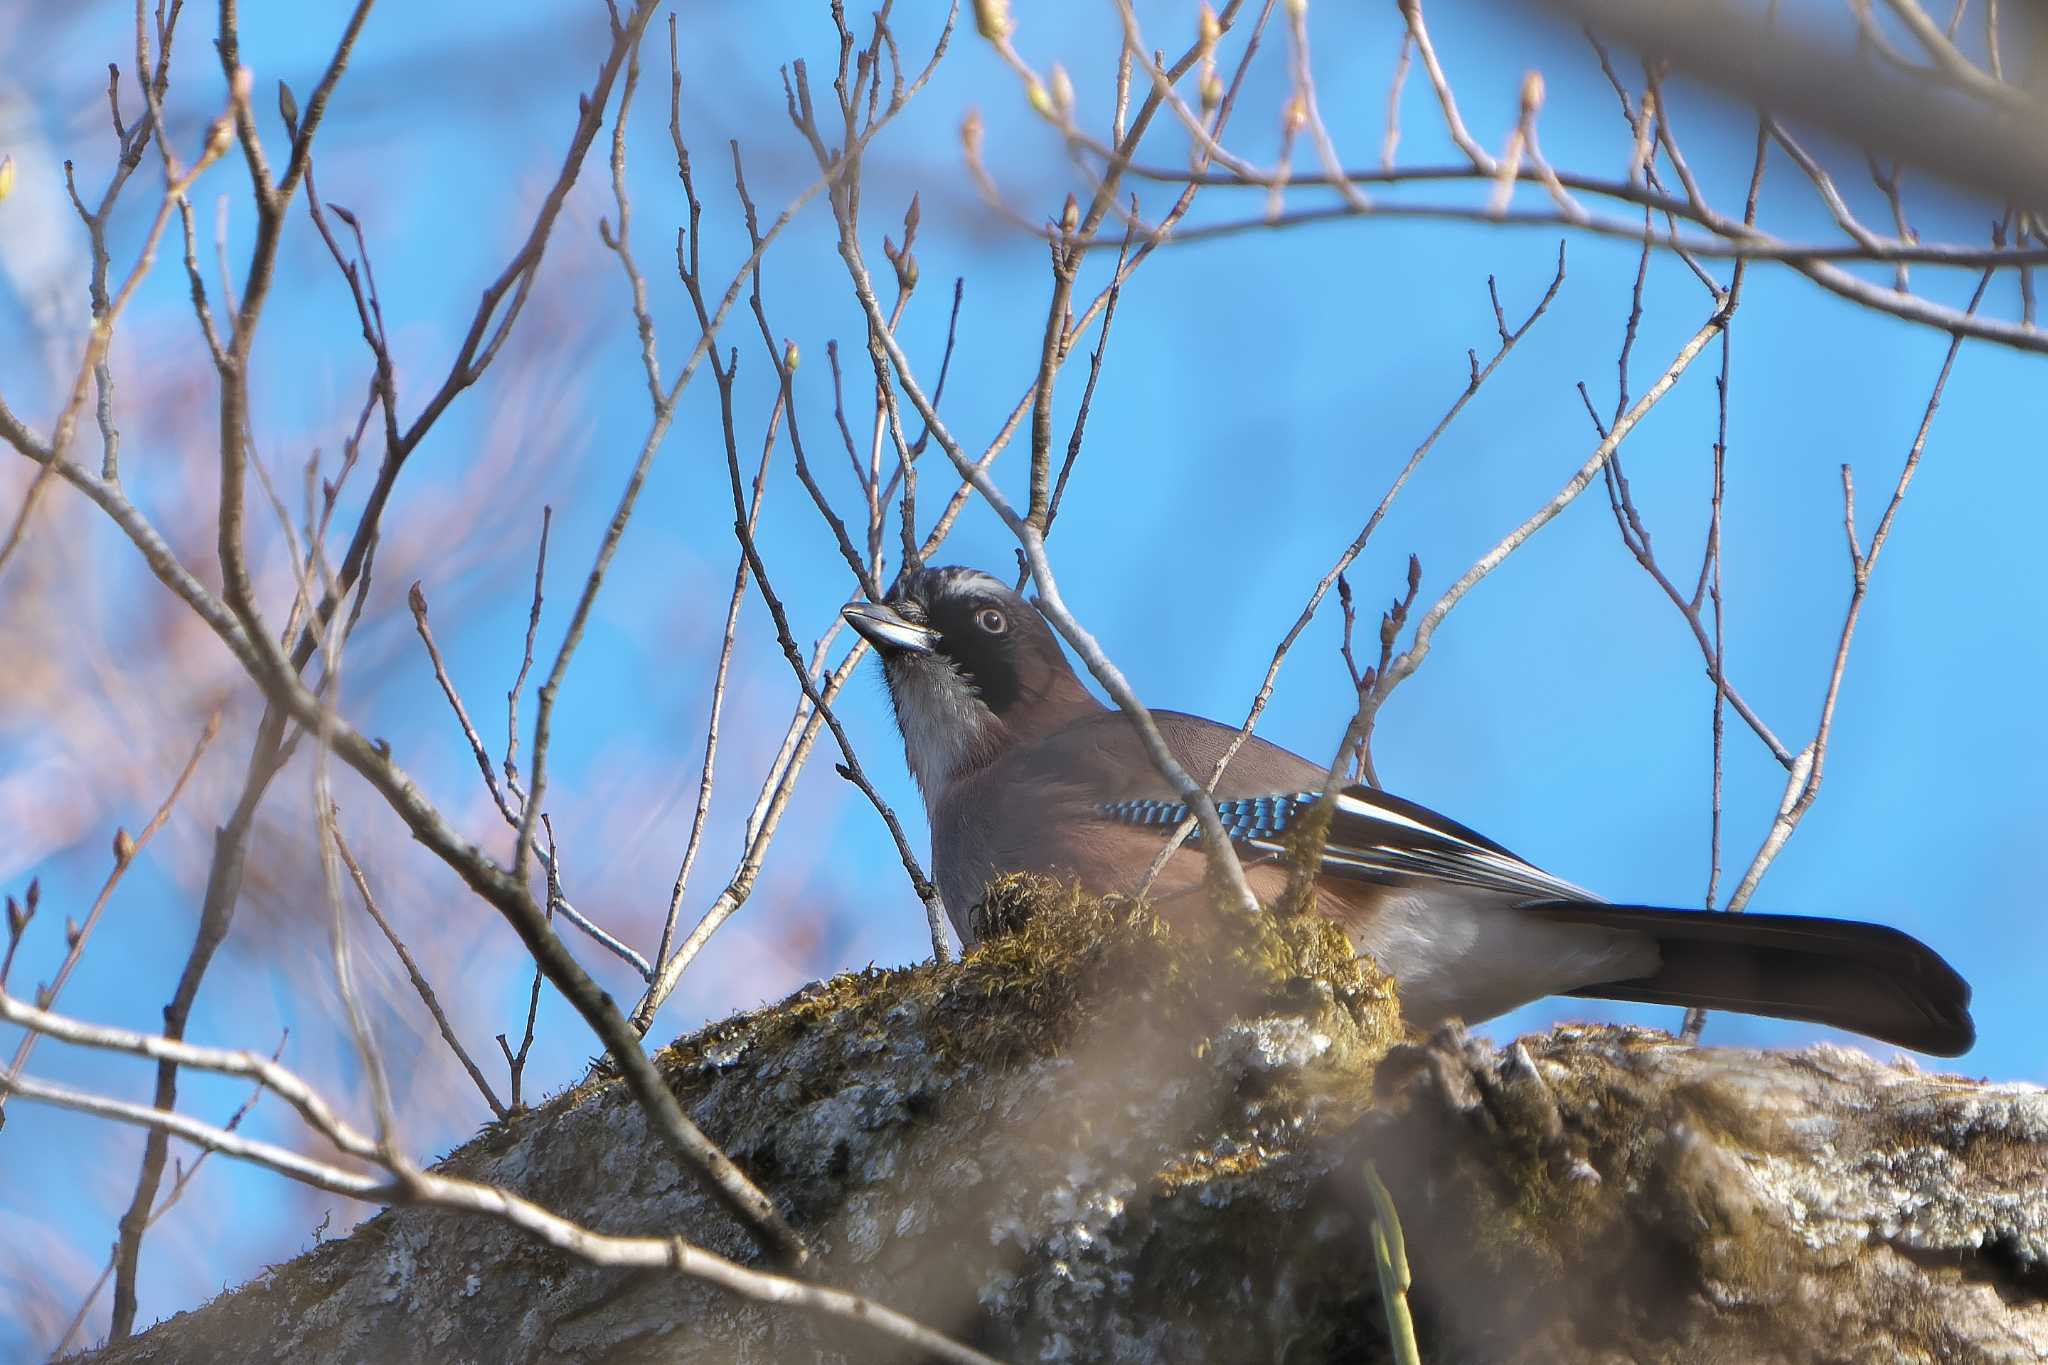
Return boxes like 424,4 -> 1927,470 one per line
2,1 -> 2042,1355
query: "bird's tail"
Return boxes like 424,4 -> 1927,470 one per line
1520,901 -> 1976,1057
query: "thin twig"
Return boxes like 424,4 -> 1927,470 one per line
516,7 -> 926,894
699,177 -> 951,961
1400,0 -> 1495,172
0,102 -> 235,582
1381,32 -> 1412,172
409,584 -> 512,822
0,710 -> 221,1118
409,574 -> 649,978
633,626 -> 873,1028
830,1 -> 1280,910
504,507 -> 552,805
332,816 -> 507,1119
634,8 -> 970,1021
1282,0 -> 1370,212
1138,251 -> 1568,894
845,245 -> 1264,913
1360,299 -> 1736,752
1045,212 -> 1135,536
310,556 -> 401,1158
1718,264 -> 1990,918
651,392 -> 782,974
497,882 -> 550,1115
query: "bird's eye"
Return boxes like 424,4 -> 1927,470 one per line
977,608 -> 1007,634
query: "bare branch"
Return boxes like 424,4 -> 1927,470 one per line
50,1033 -> 282,1359
0,991 -> 998,1364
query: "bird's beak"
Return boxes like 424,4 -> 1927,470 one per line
842,601 -> 937,655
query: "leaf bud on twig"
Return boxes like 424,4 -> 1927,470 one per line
1049,63 -> 1074,119
973,0 -> 1012,41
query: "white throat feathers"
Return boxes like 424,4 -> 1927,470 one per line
885,652 -> 1002,810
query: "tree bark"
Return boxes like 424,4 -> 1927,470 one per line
78,889 -> 2047,1363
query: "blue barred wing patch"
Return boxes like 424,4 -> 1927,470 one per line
1099,792 -> 1319,842
1098,788 -> 1595,902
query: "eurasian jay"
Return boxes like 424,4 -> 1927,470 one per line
843,566 -> 1974,1056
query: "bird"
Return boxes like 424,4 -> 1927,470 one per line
841,565 -> 1975,1057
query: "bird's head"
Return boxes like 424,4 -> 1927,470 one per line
842,565 -> 1098,799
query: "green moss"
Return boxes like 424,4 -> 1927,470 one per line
956,873 -> 1399,1065
653,875 -> 1403,1141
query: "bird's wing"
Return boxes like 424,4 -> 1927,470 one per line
1098,785 -> 1598,903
